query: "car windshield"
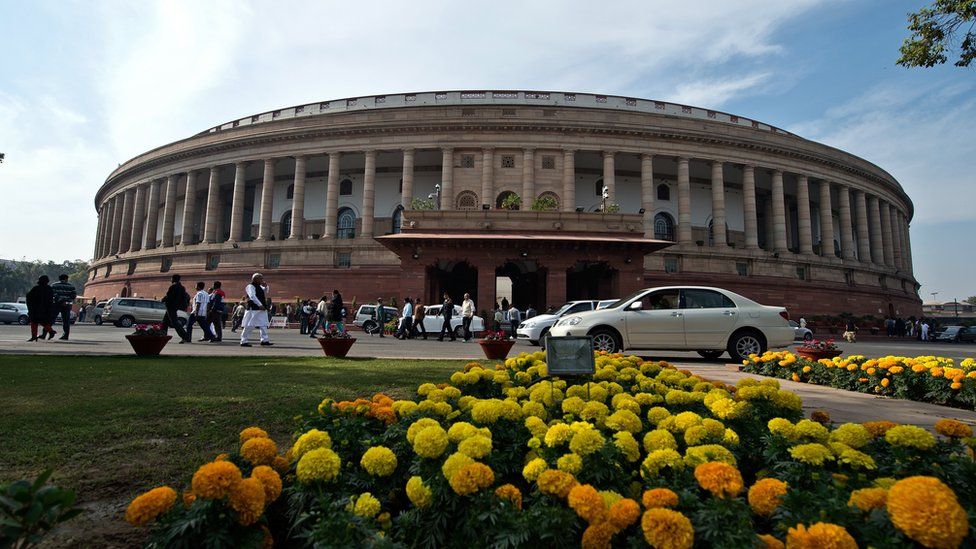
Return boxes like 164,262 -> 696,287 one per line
604,290 -> 650,310
551,303 -> 577,316
943,326 -> 962,334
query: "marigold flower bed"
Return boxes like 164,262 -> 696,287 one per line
743,352 -> 976,409
127,352 -> 976,547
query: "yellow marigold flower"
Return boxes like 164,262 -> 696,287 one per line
862,420 -> 898,437
458,434 -> 493,459
229,477 -> 265,526
545,423 -> 574,447
443,451 -> 475,480
758,534 -> 784,549
494,483 -> 522,509
887,476 -> 969,549
641,449 -> 685,478
360,446 -> 398,477
885,425 -> 936,450
568,484 -> 608,524
524,416 -> 548,438
191,461 -> 243,499
723,428 -> 740,446
641,508 -> 694,549
683,425 -> 709,446
684,444 -> 736,467
748,478 -> 787,516
642,488 -> 679,509
413,425 -> 449,458
521,400 -> 547,419
847,487 -> 886,512
240,437 -> 278,466
449,462 -> 495,496
613,432 -> 641,462
785,522 -> 856,548
829,423 -> 871,449
406,418 -> 440,443
447,421 -> 479,442
608,498 -> 641,529
767,418 -> 796,440
794,419 -> 829,442
406,476 -> 433,507
671,411 -> 703,432
522,457 -> 548,482
537,469 -> 578,499
239,426 -> 269,445
125,486 -> 177,526
291,429 -> 332,460
562,396 -> 586,415
643,429 -> 678,452
836,448 -> 875,470
250,466 -> 282,503
694,462 -> 743,498
934,418 -> 973,438
646,406 -> 671,426
569,425 -> 605,456
295,447 -> 341,483
580,401 -> 610,424
352,492 -> 381,518
788,443 -> 834,466
556,452 -> 584,474
581,522 -> 616,549
605,409 -> 643,433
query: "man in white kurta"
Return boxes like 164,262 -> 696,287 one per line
240,273 -> 273,346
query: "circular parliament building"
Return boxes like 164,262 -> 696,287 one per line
86,90 -> 921,317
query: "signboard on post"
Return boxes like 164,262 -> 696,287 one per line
546,336 -> 596,376
270,315 -> 288,329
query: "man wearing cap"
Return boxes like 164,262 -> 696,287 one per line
240,273 -> 273,347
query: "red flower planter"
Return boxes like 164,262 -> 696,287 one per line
795,348 -> 843,361
125,334 -> 172,356
478,339 -> 515,360
317,337 -> 357,358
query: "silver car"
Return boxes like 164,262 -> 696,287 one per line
0,302 -> 29,325
103,297 -> 189,328
788,320 -> 814,341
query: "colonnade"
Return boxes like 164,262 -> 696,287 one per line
92,148 -> 914,276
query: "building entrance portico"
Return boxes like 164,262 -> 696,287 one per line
426,260 -> 478,305
496,260 -> 546,313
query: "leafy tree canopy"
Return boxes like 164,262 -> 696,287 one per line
898,0 -> 976,67
965,295 -> 976,305
0,259 -> 90,301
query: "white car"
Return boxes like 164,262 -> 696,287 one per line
517,300 -> 617,347
788,320 -> 813,341
547,286 -> 793,361
421,305 -> 486,339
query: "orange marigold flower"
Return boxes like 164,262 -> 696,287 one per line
241,437 -> 278,466
693,462 -> 743,498
608,498 -> 641,529
568,484 -> 607,524
494,484 -> 522,509
272,455 -> 290,474
862,420 -> 898,437
758,534 -> 784,549
810,411 -> 830,424
880,378 -> 890,388
191,460 -> 243,499
182,490 -> 195,507
448,462 -> 495,496
251,465 -> 283,503
581,522 -> 616,549
785,522 -> 857,548
642,488 -> 679,509
125,486 -> 177,526
887,476 -> 968,549
847,487 -> 887,512
934,419 -> 973,438
748,478 -> 787,516
641,508 -> 694,549
536,469 -> 579,499
239,426 -> 269,444
229,477 -> 266,526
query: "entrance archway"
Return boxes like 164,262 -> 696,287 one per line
567,261 -> 618,301
496,260 -> 546,311
426,261 -> 478,305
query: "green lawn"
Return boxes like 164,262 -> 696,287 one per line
0,354 -> 475,544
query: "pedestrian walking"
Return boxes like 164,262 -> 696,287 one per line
507,304 -> 521,339
843,319 -> 857,343
501,297 -> 509,311
51,274 -> 76,340
240,273 -> 273,347
300,300 -> 312,334
231,300 -> 245,332
374,298 -> 387,337
161,274 -> 191,343
396,297 -> 414,339
437,293 -> 456,341
799,317 -> 807,329
25,275 -> 56,341
207,281 -> 226,342
461,293 -> 475,341
190,282 -> 216,342
920,320 -> 930,341
493,306 -> 503,332
413,298 -> 427,339
525,304 -> 537,320
77,304 -> 86,323
308,295 -> 328,337
329,289 -> 345,332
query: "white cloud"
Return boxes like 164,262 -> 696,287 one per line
669,72 -> 772,107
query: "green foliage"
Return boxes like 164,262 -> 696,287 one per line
897,0 -> 976,67
0,259 -> 90,301
410,197 -> 435,211
500,193 -> 521,210
965,295 -> 976,305
145,498 -> 265,549
0,470 -> 84,549
604,203 -> 620,213
529,195 -> 558,211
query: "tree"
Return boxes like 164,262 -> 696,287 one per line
965,296 -> 976,305
898,0 -> 976,68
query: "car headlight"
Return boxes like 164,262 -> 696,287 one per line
522,322 -> 535,329
558,316 -> 583,327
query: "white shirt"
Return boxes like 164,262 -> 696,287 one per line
461,299 -> 475,317
799,318 -> 807,328
508,307 -> 521,322
194,290 -> 210,313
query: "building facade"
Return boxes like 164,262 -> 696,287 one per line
86,90 -> 921,317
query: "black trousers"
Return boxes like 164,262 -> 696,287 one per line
413,319 -> 427,339
207,310 -> 224,341
462,316 -> 472,340
163,307 -> 189,341
396,317 -> 413,339
190,313 -> 215,341
54,303 -> 72,336
439,318 -> 455,341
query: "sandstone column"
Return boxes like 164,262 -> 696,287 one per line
641,154 -> 654,237
838,186 -> 855,260
771,170 -> 788,253
289,156 -> 307,239
401,149 -> 415,208
440,148 -> 453,210
902,213 -> 914,275
324,153 -> 341,237
742,165 -> 759,250
202,166 -> 222,244
677,157 -> 692,245
710,160 -> 727,247
361,150 -> 376,238
129,184 -> 147,252
119,188 -> 135,253
522,148 -> 535,206
867,195 -> 884,265
879,201 -> 895,269
478,148 -> 493,209
796,175 -> 813,255
854,190 -> 871,263
144,180 -> 161,250
818,180 -> 834,257
93,205 -> 105,258
161,175 -> 178,248
562,149 -> 575,212
181,171 -> 199,245
889,204 -> 903,270
602,151 -> 615,206
256,159 -> 275,240
109,195 -> 123,255
228,162 -> 247,242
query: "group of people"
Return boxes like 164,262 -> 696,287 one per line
371,292 -> 476,342
490,297 -> 537,338
24,274 -> 77,341
301,291 -> 347,337
840,316 -> 934,343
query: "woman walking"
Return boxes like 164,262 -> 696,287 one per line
26,275 -> 56,341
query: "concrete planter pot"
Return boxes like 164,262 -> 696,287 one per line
478,339 -> 515,360
317,337 -> 357,358
125,334 -> 172,356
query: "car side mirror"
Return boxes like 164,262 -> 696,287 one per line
628,301 -> 642,311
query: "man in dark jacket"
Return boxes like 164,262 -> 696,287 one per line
374,298 -> 386,337
161,274 -> 191,343
51,274 -> 77,340
438,293 -> 456,342
26,275 -> 56,341
329,290 -> 344,332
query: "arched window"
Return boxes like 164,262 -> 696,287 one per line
657,184 -> 670,201
456,190 -> 479,210
391,206 -> 403,234
536,191 -> 559,211
653,213 -> 675,241
339,178 -> 353,196
286,184 -> 294,200
279,211 -> 292,240
593,178 -> 604,197
337,207 -> 356,239
496,190 -> 519,210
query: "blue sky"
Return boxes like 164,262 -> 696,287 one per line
0,0 -> 972,301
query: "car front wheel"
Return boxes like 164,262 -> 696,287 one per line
363,320 -> 378,334
803,332 -> 813,341
589,328 -> 621,354
94,315 -> 103,325
18,315 -> 29,325
727,330 -> 765,362
538,329 -> 550,349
